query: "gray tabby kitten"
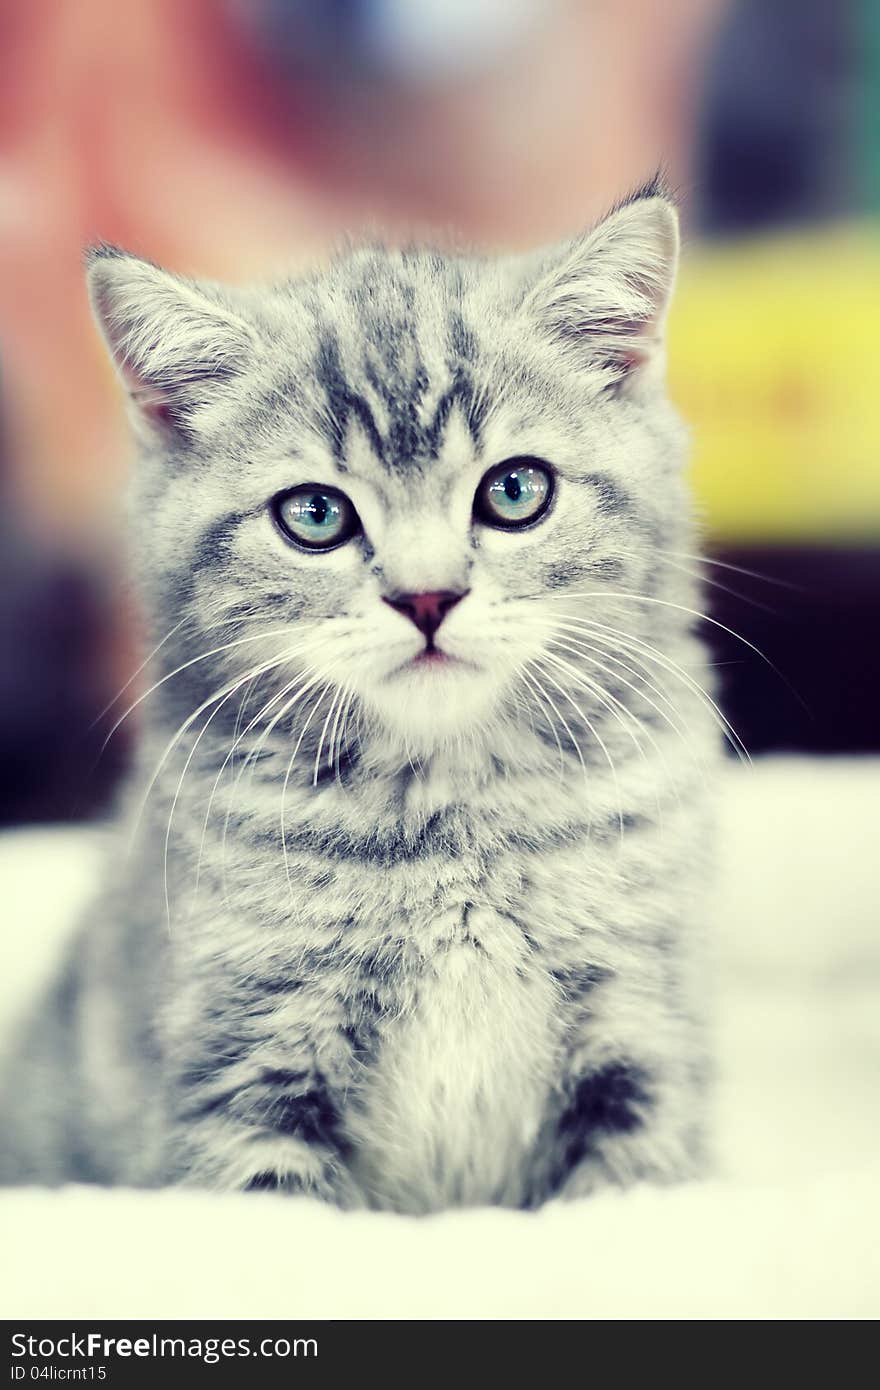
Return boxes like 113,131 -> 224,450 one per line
2,182 -> 719,1212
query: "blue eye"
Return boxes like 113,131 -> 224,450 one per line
273,486 -> 361,550
475,459 -> 553,529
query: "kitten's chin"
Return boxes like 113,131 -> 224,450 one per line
365,659 -> 499,749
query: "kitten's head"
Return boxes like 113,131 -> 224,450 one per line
88,181 -> 689,758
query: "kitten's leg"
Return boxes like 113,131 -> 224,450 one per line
0,943 -> 125,1187
163,971 -> 365,1206
535,973 -> 709,1204
0,983 -> 80,1186
548,1060 -> 706,1201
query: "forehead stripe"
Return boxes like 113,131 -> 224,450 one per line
315,334 -> 385,465
315,327 -> 484,472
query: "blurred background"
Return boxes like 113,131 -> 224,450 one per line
0,0 -> 878,824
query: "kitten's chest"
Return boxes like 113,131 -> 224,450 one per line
345,904 -> 561,1213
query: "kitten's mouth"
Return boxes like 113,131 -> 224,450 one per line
388,645 -> 477,679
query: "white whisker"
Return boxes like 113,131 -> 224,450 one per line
549,587 -> 784,686
194,659 -> 326,902
219,666 -> 329,898
101,627 -> 296,757
552,614 -> 751,765
89,615 -> 187,731
313,684 -> 345,787
652,553 -> 778,614
544,627 -> 710,796
539,646 -> 672,825
282,683 -> 335,897
514,665 -> 565,782
128,649 -> 294,859
546,624 -> 689,741
529,655 -> 624,840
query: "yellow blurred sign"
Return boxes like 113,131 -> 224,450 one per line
668,225 -> 880,543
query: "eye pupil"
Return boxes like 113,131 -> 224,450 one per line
309,495 -> 329,524
504,474 -> 521,502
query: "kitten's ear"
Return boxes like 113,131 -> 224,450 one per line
86,246 -> 258,441
522,185 -> 679,389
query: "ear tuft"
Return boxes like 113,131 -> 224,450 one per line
84,240 -> 130,266
605,169 -> 677,215
523,185 -> 680,387
86,250 -> 257,440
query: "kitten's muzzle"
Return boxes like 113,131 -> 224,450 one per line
383,590 -> 469,645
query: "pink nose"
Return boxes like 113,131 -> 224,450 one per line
383,590 -> 468,641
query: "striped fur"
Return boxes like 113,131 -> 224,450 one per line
1,186 -> 719,1211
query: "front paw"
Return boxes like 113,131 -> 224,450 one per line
177,1128 -> 363,1207
553,1130 -> 704,1203
242,1162 -> 360,1206
245,1170 -> 301,1193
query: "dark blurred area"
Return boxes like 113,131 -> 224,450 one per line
697,0 -> 862,233
703,548 -> 880,755
0,410 -> 122,826
0,0 -> 878,824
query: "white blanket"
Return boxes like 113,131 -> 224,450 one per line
2,758 -> 878,1319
